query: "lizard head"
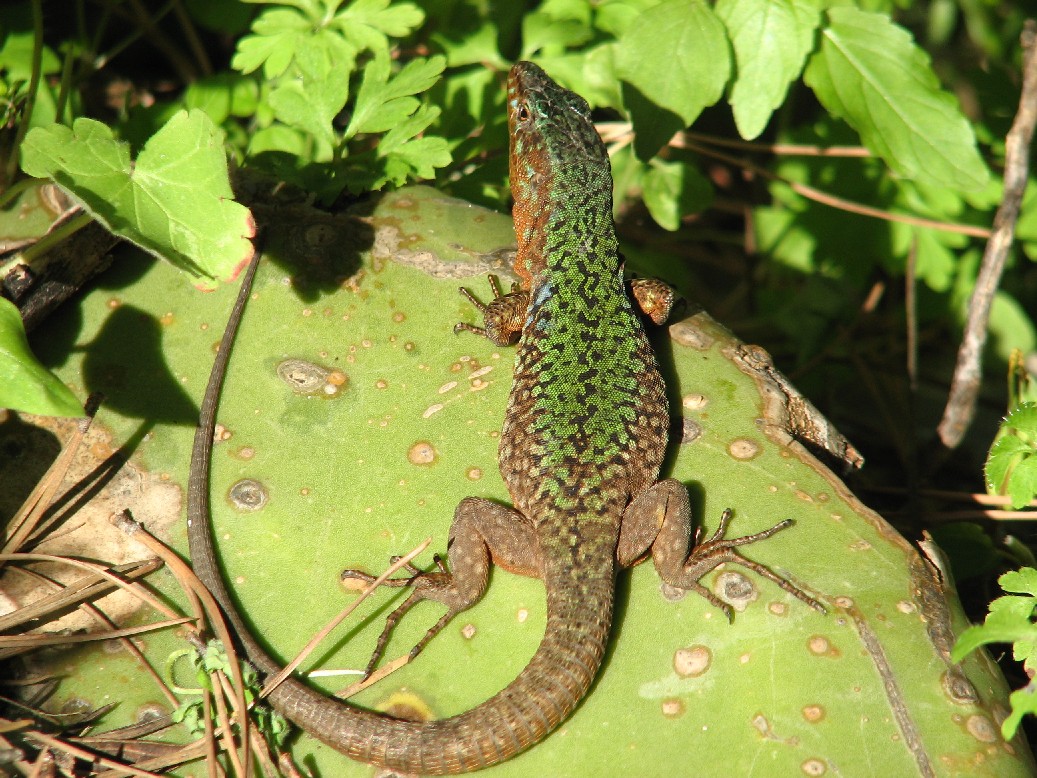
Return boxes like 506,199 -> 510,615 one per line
507,61 -> 613,284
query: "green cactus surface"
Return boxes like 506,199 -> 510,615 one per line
7,186 -> 1032,777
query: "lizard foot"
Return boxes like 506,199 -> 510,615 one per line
340,556 -> 463,678
453,274 -> 527,347
628,276 -> 680,325
683,509 -> 826,620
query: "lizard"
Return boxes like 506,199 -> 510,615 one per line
187,60 -> 825,775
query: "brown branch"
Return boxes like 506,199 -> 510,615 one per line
24,731 -> 164,778
936,21 -> 1037,450
676,137 -> 992,239
683,131 -> 872,158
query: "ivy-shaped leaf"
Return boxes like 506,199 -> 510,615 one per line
0,298 -> 83,417
21,111 -> 255,289
986,402 -> 1037,509
716,0 -> 820,140
804,7 -> 988,190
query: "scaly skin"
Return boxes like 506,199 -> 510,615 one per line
188,61 -> 823,775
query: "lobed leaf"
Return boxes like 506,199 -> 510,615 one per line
331,0 -> 425,50
716,0 -> 820,140
804,7 -> 988,190
267,32 -> 353,150
21,111 -> 255,289
986,403 -> 1037,509
951,605 -> 1037,663
1001,568 -> 1037,597
378,104 -> 440,155
346,54 -> 445,139
388,136 -> 451,180
231,8 -> 312,77
1003,687 -> 1037,741
0,298 -> 83,417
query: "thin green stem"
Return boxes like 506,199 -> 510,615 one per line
92,0 -> 179,75
54,45 -> 76,125
19,211 -> 94,265
171,0 -> 211,77
0,176 -> 38,211
5,0 -> 45,187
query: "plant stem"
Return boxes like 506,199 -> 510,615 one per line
18,211 -> 94,266
4,0 -> 45,187
936,20 -> 1037,451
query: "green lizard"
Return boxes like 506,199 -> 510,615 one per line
188,60 -> 824,774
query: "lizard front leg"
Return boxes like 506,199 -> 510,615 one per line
617,479 -> 825,617
454,275 -> 529,346
342,497 -> 541,675
456,274 -> 679,345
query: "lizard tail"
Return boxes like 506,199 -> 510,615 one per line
195,497 -> 613,773
262,561 -> 615,773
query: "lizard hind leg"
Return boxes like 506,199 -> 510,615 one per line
340,496 -> 541,678
618,479 -> 825,620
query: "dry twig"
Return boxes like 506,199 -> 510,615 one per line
936,21 -> 1037,450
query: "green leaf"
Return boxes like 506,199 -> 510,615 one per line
641,159 -> 713,231
537,45 -> 622,109
615,0 -> 731,127
596,0 -> 661,37
0,298 -> 83,417
890,225 -> 960,293
988,291 -> 1037,364
716,0 -> 820,139
803,7 -> 988,190
184,73 -> 260,125
432,20 -> 506,69
267,32 -> 353,150
952,567 -> 1037,737
377,104 -> 439,155
348,134 -> 452,193
231,8 -> 312,78
248,123 -> 307,155
346,54 -> 445,139
385,135 -> 451,180
520,8 -> 594,58
1003,686 -> 1037,741
0,29 -> 62,81
986,402 -> 1037,509
1007,447 -> 1037,509
21,112 -> 255,289
1002,567 -> 1037,597
330,0 -> 425,51
951,596 -> 1037,663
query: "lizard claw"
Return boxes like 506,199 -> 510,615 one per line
685,510 -> 826,615
454,275 -> 528,346
341,558 -> 463,677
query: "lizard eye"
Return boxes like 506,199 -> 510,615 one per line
517,104 -> 531,123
